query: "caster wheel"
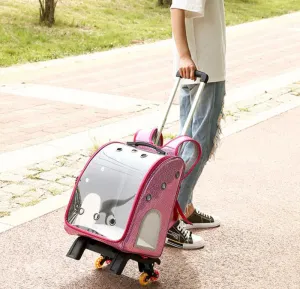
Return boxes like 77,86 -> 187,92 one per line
95,256 -> 106,269
139,270 -> 159,286
150,269 -> 160,282
139,272 -> 151,286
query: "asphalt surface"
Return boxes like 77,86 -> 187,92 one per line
1,107 -> 299,289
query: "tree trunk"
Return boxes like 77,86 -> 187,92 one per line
39,0 -> 57,27
157,0 -> 172,6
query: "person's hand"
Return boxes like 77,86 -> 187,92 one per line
179,56 -> 197,81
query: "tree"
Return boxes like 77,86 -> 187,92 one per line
39,0 -> 58,27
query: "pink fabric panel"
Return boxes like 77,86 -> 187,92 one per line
122,157 -> 184,257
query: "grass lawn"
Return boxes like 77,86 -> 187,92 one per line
0,0 -> 299,67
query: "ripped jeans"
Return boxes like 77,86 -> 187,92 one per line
177,81 -> 226,212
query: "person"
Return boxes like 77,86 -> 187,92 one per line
165,0 -> 226,250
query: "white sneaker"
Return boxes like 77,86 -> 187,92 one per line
165,220 -> 205,250
184,209 -> 221,230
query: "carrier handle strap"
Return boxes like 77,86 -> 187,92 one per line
175,201 -> 192,225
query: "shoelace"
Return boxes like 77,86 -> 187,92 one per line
177,220 -> 191,240
195,209 -> 212,220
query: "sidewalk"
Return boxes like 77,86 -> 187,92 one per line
0,107 -> 299,289
1,12 -> 300,154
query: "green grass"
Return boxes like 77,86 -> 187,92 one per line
26,174 -> 41,180
225,0 -> 300,25
0,0 -> 299,67
56,155 -> 70,166
0,211 -> 11,218
28,167 -> 48,173
21,199 -> 40,207
11,194 -> 22,200
163,133 -> 176,140
238,107 -> 250,112
48,187 -> 62,196
225,110 -> 235,117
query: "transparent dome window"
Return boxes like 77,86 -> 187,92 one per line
67,143 -> 162,241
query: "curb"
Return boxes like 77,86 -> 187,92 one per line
0,190 -> 72,233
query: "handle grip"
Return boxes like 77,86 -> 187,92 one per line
176,70 -> 209,83
127,142 -> 166,155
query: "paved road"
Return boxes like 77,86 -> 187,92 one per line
1,107 -> 299,289
1,12 -> 300,153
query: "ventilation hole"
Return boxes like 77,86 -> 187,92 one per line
79,208 -> 85,215
132,149 -> 138,153
146,194 -> 152,201
141,154 -> 147,158
175,171 -> 180,179
107,215 -> 116,226
161,183 -> 167,190
93,213 -> 100,220
116,148 -> 122,152
109,218 -> 116,226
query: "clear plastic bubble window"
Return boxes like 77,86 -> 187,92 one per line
67,143 -> 162,241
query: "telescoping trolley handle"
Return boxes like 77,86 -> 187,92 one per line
154,70 -> 209,145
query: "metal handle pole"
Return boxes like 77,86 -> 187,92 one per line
154,77 -> 181,145
180,82 -> 205,136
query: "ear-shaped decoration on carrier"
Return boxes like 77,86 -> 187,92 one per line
133,128 -> 164,147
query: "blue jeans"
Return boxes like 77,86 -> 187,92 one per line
177,81 -> 226,211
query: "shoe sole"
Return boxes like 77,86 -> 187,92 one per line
185,223 -> 221,230
165,238 -> 205,250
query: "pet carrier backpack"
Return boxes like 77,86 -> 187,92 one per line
64,70 -> 209,286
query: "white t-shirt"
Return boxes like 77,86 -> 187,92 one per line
171,0 -> 226,84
